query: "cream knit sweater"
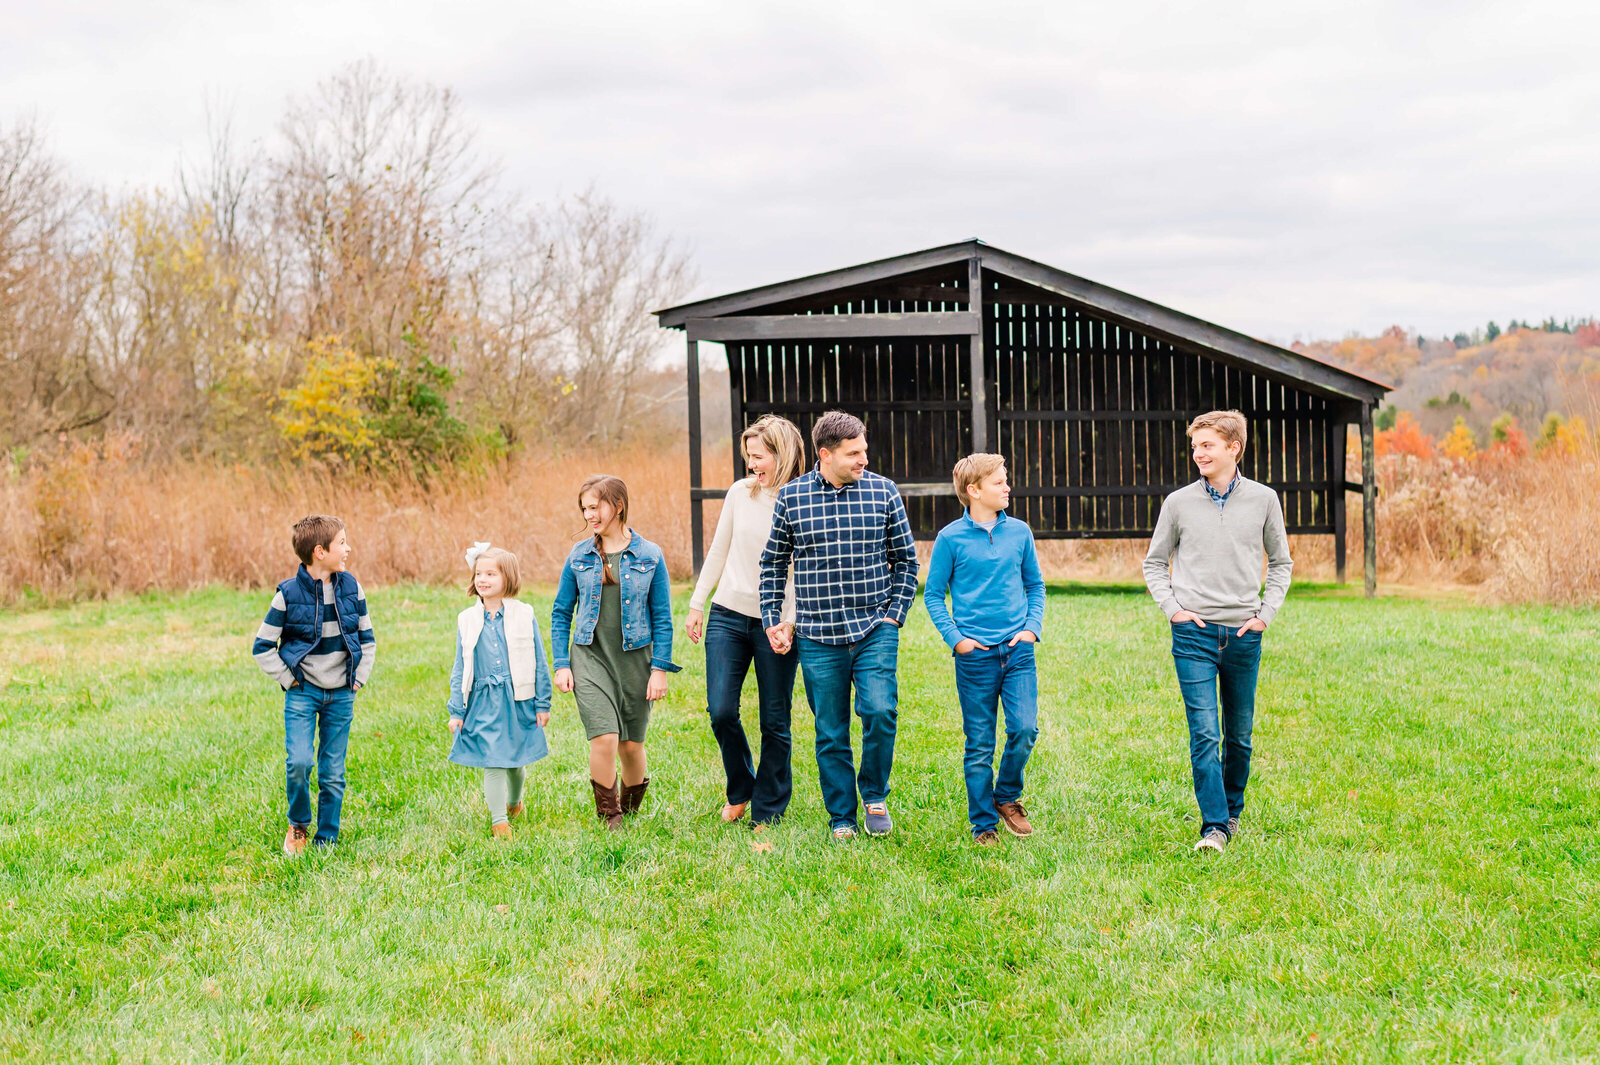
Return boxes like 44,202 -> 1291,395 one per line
690,479 -> 796,624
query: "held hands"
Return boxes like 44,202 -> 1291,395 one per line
765,622 -> 795,655
685,608 -> 704,645
646,669 -> 670,702
553,667 -> 575,693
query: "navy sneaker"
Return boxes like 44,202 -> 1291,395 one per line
863,802 -> 893,836
832,824 -> 858,842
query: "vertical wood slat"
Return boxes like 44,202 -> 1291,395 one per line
1332,418 -> 1348,582
1362,403 -> 1378,597
687,337 -> 705,574
969,257 -> 987,452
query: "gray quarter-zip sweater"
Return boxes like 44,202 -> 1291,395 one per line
1142,475 -> 1293,625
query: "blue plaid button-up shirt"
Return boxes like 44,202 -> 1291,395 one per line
1204,471 -> 1241,512
760,468 -> 919,645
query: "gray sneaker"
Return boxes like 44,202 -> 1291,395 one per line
1226,816 -> 1241,839
863,802 -> 893,836
1193,828 -> 1228,853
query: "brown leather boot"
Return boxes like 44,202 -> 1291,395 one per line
590,778 -> 624,830
620,776 -> 650,815
491,822 -> 512,840
505,803 -> 525,820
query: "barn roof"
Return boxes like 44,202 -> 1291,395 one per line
655,239 -> 1391,406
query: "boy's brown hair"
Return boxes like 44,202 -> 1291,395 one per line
1186,409 -> 1248,454
291,514 -> 345,566
952,453 -> 1006,504
467,546 -> 521,599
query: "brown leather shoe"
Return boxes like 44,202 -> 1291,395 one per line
282,824 -> 308,857
590,778 -> 624,830
505,803 -> 525,820
621,776 -> 650,815
491,822 -> 512,839
974,830 -> 1000,846
721,801 -> 747,823
996,801 -> 1034,838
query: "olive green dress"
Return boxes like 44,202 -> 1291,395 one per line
572,552 -> 655,742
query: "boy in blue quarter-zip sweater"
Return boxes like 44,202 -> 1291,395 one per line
923,454 -> 1046,845
251,514 -> 375,856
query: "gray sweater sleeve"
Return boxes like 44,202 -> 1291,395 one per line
1142,500 -> 1184,620
1257,499 -> 1293,625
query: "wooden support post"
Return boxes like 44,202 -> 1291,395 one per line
687,338 -> 705,575
968,257 -> 987,452
1331,419 -> 1347,584
1360,402 -> 1377,597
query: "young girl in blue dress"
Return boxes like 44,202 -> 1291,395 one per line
448,544 -> 552,838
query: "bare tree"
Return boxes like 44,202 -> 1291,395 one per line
543,191 -> 694,446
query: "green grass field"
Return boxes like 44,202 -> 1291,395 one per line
2,583 -> 1598,1063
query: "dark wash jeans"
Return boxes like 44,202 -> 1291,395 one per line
1170,620 -> 1262,837
796,621 -> 900,830
953,641 -> 1040,836
284,682 -> 355,844
704,604 -> 800,824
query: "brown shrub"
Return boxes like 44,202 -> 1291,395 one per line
5,435 -> 1598,605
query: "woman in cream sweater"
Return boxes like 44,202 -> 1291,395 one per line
685,415 -> 804,826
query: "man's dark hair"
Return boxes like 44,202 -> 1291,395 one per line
811,410 -> 867,453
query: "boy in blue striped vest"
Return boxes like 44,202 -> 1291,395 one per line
252,514 -> 376,855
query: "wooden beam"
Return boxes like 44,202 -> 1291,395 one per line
657,243 -> 977,327
969,257 -> 987,452
1332,420 -> 1348,584
687,338 -> 705,575
686,311 -> 978,342
1361,402 -> 1377,597
998,408 -> 1332,422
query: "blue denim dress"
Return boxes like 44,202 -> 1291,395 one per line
447,608 -> 551,769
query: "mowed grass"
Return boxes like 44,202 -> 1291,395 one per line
2,583 -> 1598,1064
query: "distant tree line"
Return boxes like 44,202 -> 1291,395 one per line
0,61 -> 695,473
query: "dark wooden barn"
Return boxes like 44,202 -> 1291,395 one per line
655,240 -> 1392,593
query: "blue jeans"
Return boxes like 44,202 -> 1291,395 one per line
1170,621 -> 1262,837
953,641 -> 1039,836
705,605 -> 799,824
284,683 -> 355,844
797,622 -> 900,830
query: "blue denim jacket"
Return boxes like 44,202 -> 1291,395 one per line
551,531 -> 682,674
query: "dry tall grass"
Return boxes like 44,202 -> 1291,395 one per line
4,437 -> 1598,605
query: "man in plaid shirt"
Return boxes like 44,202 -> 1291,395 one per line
760,410 -> 919,840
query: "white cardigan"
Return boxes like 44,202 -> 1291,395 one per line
457,597 -> 541,704
689,479 -> 796,624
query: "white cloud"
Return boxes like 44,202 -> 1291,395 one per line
3,0 -> 1595,338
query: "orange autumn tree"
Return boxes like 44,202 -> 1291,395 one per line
1375,410 -> 1435,459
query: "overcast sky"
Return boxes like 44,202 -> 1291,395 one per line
4,0 -> 1595,342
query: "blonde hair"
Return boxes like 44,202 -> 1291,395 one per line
740,415 -> 806,497
467,547 -> 521,599
952,453 -> 1006,503
1186,410 -> 1248,455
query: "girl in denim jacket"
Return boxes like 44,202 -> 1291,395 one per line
551,474 -> 681,828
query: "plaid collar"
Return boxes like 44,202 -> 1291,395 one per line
1203,471 -> 1241,506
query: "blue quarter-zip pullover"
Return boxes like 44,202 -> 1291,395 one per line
922,509 -> 1046,651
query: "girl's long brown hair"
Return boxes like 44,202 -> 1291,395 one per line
577,474 -> 629,585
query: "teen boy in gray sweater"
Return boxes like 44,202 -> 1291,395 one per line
1143,410 -> 1292,853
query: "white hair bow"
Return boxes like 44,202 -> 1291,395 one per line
464,541 -> 492,570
